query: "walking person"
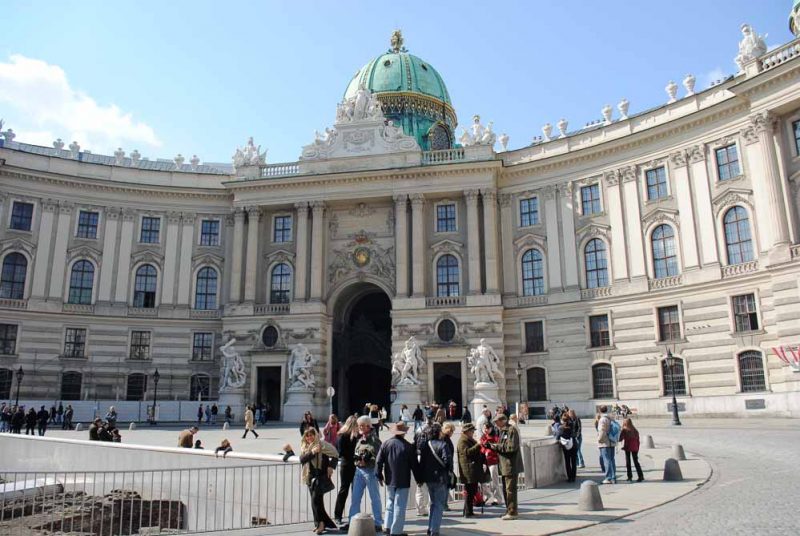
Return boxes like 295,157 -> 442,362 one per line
300,411 -> 320,437
0,403 -> 9,433
457,423 -> 486,517
568,409 -> 585,468
418,422 -> 452,536
344,416 -> 383,532
597,405 -> 619,484
178,426 -> 199,448
300,427 -> 339,535
63,405 -> 73,430
197,404 -> 204,425
56,403 -> 64,425
376,421 -> 419,536
461,405 -> 472,424
242,405 -> 259,439
205,404 -> 211,424
333,416 -> 358,526
224,405 -> 232,425
413,419 -> 432,517
412,405 -> 424,434
11,406 -> 24,434
25,407 -> 37,435
480,421 -> 502,506
621,418 -> 644,482
36,405 -> 49,436
211,403 -> 218,424
485,414 -> 523,520
48,405 -> 56,425
555,414 -> 578,482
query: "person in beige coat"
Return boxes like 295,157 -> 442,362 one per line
242,405 -> 259,439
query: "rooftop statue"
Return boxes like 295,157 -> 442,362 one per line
232,136 -> 267,169
389,29 -> 407,53
460,115 -> 496,147
735,23 -> 768,71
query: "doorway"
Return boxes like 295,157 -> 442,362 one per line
256,366 -> 282,421
433,362 -> 463,417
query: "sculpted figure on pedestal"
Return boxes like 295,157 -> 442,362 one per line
288,343 -> 319,389
219,339 -> 247,391
735,24 -> 767,71
468,338 -> 501,386
392,336 -> 424,386
232,136 -> 267,169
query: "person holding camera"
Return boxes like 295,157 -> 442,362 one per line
345,415 -> 383,532
484,414 -> 523,520
300,427 -> 339,535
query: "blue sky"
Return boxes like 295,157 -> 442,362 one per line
0,1 -> 793,164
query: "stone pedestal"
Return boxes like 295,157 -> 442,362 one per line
284,387 -> 315,423
218,388 -> 246,424
391,384 -> 425,423
470,381 -> 501,419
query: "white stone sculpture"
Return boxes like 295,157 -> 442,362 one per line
114,148 -> 125,165
683,74 -> 696,96
392,336 -> 424,386
53,138 -> 65,151
617,99 -> 630,120
665,81 -> 678,103
174,154 -> 185,169
232,137 -> 267,169
457,115 -> 497,147
288,343 -> 319,389
735,23 -> 768,71
468,338 -> 501,386
470,115 -> 485,142
382,120 -> 405,142
2,128 -> 15,142
557,118 -> 568,138
498,133 -> 509,152
602,105 -> 613,125
542,123 -> 553,142
130,149 -> 141,165
219,338 -> 247,391
69,141 -> 80,158
190,155 -> 200,170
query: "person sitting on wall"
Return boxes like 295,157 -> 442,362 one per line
215,439 -> 233,458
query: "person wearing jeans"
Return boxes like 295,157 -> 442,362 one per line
596,405 -> 617,483
376,421 -> 419,535
347,416 -> 383,530
418,422 -> 453,536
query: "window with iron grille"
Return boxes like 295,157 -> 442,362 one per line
0,324 -> 18,355
645,166 -> 669,200
715,145 -> 741,181
521,249 -> 544,296
519,197 -> 539,227
199,219 -> 220,246
1,253 -> 27,299
651,224 -> 679,278
0,369 -> 12,399
738,351 -> 766,392
270,263 -> 292,303
76,211 -> 99,239
10,202 -> 33,231
661,358 -> 687,396
592,364 -> 614,399
60,372 -> 82,401
126,373 -> 147,401
437,319 -> 456,342
732,294 -> 759,332
589,314 -> 611,348
436,204 -> 457,232
194,267 -> 218,310
657,305 -> 681,342
524,321 -> 545,353
140,217 -> 160,243
68,260 -> 94,304
584,239 -> 609,288
581,184 -> 601,215
273,215 -> 292,243
130,331 -> 151,360
190,374 -> 211,401
723,207 -> 754,265
526,367 -> 547,402
133,264 -> 157,308
436,255 -> 459,297
64,328 -> 87,358
192,332 -> 214,360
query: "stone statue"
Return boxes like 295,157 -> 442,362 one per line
542,123 -> 553,142
288,343 -> 319,389
368,97 -> 384,120
470,115 -> 484,142
390,29 -> 405,53
480,121 -> 497,146
498,133 -> 509,152
392,336 -> 424,386
232,136 -> 267,169
735,24 -> 767,71
683,74 -> 696,96
114,148 -> 125,165
459,128 -> 472,147
353,83 -> 371,121
53,138 -> 65,151
665,80 -> 678,104
382,120 -> 405,142
617,100 -> 629,120
2,128 -> 16,142
219,338 -> 247,391
557,118 -> 568,138
602,105 -> 613,125
468,338 -> 501,386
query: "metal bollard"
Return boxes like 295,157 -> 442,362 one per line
348,512 -> 377,535
663,458 -> 683,481
578,481 -> 604,511
643,434 -> 655,449
671,444 -> 686,460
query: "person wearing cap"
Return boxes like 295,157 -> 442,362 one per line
457,422 -> 486,517
485,414 -> 523,520
375,421 -> 419,536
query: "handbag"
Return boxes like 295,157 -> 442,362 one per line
309,454 -> 336,496
428,441 -> 457,489
559,437 -> 574,450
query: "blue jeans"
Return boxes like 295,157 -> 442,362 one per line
427,482 -> 448,535
576,435 -> 585,466
348,467 -> 383,526
600,447 -> 616,482
384,486 -> 409,535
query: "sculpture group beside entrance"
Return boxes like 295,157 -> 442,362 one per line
288,343 -> 319,389
391,336 -> 424,386
468,338 -> 502,386
219,338 -> 247,392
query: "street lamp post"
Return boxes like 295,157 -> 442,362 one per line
515,362 -> 523,419
151,369 -> 160,426
14,366 -> 24,407
665,350 -> 682,426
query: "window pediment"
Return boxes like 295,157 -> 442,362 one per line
0,237 -> 36,259
66,245 -> 102,265
712,188 -> 753,215
576,223 -> 611,246
430,239 -> 463,255
514,232 -> 546,254
192,252 -> 224,271
642,208 -> 679,231
264,248 -> 295,265
131,250 -> 164,267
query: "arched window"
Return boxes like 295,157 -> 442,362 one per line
436,255 -> 460,297
592,363 -> 614,399
133,264 -> 158,308
0,368 -> 12,399
428,123 -> 451,151
0,253 -> 27,299
526,367 -> 547,402
68,260 -> 95,304
194,267 -> 218,310
190,374 -> 210,401
723,207 -> 754,265
738,351 -> 766,392
661,357 -> 687,396
61,371 -> 82,400
521,249 -> 544,296
651,224 -> 679,278
584,239 -> 609,288
269,263 -> 292,304
126,373 -> 147,401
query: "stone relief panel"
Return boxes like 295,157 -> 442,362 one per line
328,230 -> 395,291
329,205 -> 394,240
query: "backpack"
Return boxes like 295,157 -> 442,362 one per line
607,419 -> 621,443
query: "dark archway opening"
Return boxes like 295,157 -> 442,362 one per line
433,362 -> 462,417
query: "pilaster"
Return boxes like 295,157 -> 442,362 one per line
542,186 -> 562,290
229,207 -> 245,303
309,201 -> 325,301
243,206 -> 262,303
160,211 -> 181,305
47,202 -> 73,300
670,151 -> 699,270
394,194 -> 409,297
410,194 -> 426,297
603,171 -> 629,281
465,189 -> 482,294
176,213 -> 195,305
294,202 -> 309,302
30,199 -> 57,298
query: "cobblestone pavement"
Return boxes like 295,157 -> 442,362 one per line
571,418 -> 800,536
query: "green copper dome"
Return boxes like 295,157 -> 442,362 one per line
792,0 -> 800,36
343,31 -> 458,151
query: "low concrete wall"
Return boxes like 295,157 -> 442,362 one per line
521,436 -> 567,488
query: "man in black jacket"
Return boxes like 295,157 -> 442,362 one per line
36,405 -> 49,436
376,421 -> 419,536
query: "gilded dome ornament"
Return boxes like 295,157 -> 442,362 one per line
389,29 -> 407,53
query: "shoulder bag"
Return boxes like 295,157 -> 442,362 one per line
428,441 -> 457,489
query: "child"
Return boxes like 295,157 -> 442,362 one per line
620,418 -> 644,482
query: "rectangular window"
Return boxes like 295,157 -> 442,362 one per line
733,293 -> 759,332
646,166 -> 669,200
589,314 -> 611,348
76,211 -> 99,239
192,332 -> 214,360
10,202 -> 34,231
130,331 -> 152,360
199,219 -> 220,246
715,145 -> 741,181
0,324 -> 18,355
657,305 -> 681,342
581,184 -> 601,215
793,120 -> 800,156
519,197 -> 539,227
524,321 -> 545,353
140,217 -> 160,243
64,328 -> 87,358
436,203 -> 457,232
273,215 -> 292,243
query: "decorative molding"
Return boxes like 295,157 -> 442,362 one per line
669,150 -> 688,168
409,193 -> 425,207
513,232 -> 547,254
130,249 -> 164,268
181,213 -> 196,225
642,207 -> 679,231
192,252 -> 225,271
41,199 -> 58,213
294,201 -> 309,213
620,166 -> 637,183
310,200 -> 326,213
348,202 -> 375,218
264,248 -> 295,266
575,222 -> 611,246
246,206 -> 263,221
497,193 -> 512,208
712,188 -> 754,216
602,171 -> 619,187
740,126 -> 759,145
328,231 -> 395,290
430,238 -> 463,255
66,245 -> 102,266
167,211 -> 182,224
0,237 -> 37,260
464,189 -> 480,202
749,111 -> 775,135
687,145 -> 706,163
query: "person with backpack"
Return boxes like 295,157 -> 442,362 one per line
554,414 -> 578,482
620,417 -> 644,482
596,405 -> 619,484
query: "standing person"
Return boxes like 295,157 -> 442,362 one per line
197,404 -> 204,425
11,406 -> 24,434
412,405 -> 424,433
89,418 -> 102,440
105,406 -> 117,429
224,405 -> 232,425
400,404 -> 412,424
322,414 -> 340,445
48,405 -> 57,425
413,419 -> 432,517
0,403 -> 8,433
300,411 -> 320,436
461,406 -> 472,424
211,403 -> 218,424
345,416 -> 383,532
205,404 -> 211,424
567,409 -> 585,468
597,405 -> 618,484
457,423 -> 485,517
25,407 -> 37,435
485,414 -> 523,520
333,416 -> 358,526
554,415 -> 578,482
620,418 -> 644,482
376,421 -> 419,536
368,404 -> 381,437
448,400 -> 457,421
178,426 -> 199,448
300,427 -> 339,535
434,404 -> 446,425
57,403 -> 64,425
418,422 -> 452,536
36,405 -> 49,436
475,407 -> 492,432
480,421 -> 502,506
242,405 -> 259,439
63,405 -> 73,430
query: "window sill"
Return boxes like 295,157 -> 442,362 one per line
270,240 -> 294,246
521,350 -> 549,356
656,338 -> 688,346
7,228 -> 32,234
716,173 -> 746,185
732,329 -> 765,337
644,195 -> 673,206
579,211 -> 606,219
587,345 -> 616,352
433,230 -> 458,235
126,357 -> 153,362
518,223 -> 542,230
59,354 -> 88,360
0,353 -> 19,358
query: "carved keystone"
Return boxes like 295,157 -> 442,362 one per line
578,480 -> 604,511
663,458 -> 684,481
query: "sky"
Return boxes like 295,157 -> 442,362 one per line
0,1 -> 794,165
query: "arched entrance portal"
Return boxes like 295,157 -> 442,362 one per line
332,283 -> 392,416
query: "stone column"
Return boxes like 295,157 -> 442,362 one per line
410,194 -> 426,297
543,186 -> 562,290
670,151 -> 699,269
748,112 -> 791,248
687,146 -> 719,266
482,188 -> 500,294
97,208 -> 120,302
31,200 -> 57,298
229,208 -> 245,303
309,201 -> 326,301
603,172 -> 629,281
620,167 -> 646,278
394,194 -> 409,297
114,210 -> 136,303
244,206 -> 262,303
498,194 -> 515,296
294,202 -> 309,301
560,184 -> 579,288
48,202 -> 73,299
176,214 -> 195,305
160,212 -> 182,305
465,189 -> 482,294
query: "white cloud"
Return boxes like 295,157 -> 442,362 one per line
702,67 -> 727,89
0,54 -> 161,152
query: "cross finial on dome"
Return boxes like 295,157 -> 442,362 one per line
390,29 -> 406,53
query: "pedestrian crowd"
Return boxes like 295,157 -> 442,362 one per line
1,402 -> 74,434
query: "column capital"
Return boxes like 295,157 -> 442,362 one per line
294,201 -> 309,213
749,110 -> 776,135
57,201 -> 74,214
481,188 -> 497,201
464,189 -> 480,202
393,193 -> 408,204
669,150 -> 688,169
310,200 -> 325,213
409,193 -> 425,207
620,166 -> 638,183
41,199 -> 58,213
181,212 -> 196,225
232,206 -> 246,221
541,184 -> 558,201
602,171 -> 619,187
687,144 -> 706,163
121,208 -> 136,222
497,193 -> 512,208
105,207 -> 122,220
167,211 -> 182,224
246,206 -> 263,221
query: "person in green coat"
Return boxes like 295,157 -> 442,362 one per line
484,414 -> 523,520
457,423 -> 487,517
